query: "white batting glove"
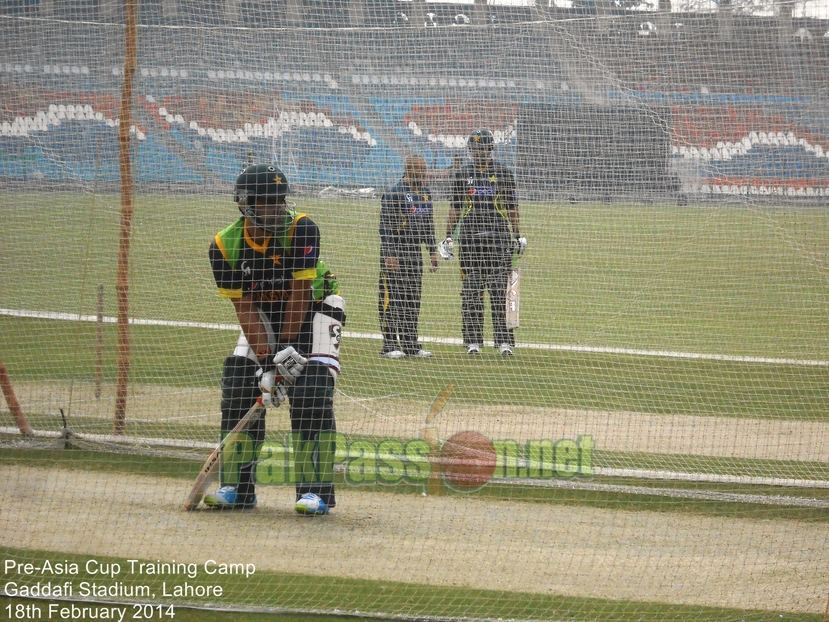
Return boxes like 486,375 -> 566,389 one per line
438,237 -> 454,260
261,385 -> 288,408
255,368 -> 288,407
271,346 -> 307,386
513,236 -> 527,257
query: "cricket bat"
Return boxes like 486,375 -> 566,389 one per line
506,267 -> 520,329
184,398 -> 266,511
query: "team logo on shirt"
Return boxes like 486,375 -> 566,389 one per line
406,193 -> 431,214
469,187 -> 496,196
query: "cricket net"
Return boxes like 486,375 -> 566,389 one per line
1,1 -> 829,620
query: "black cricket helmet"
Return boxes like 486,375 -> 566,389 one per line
234,164 -> 293,233
235,163 -> 290,205
467,128 -> 495,151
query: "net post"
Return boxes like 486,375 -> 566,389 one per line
0,358 -> 33,437
113,0 -> 137,435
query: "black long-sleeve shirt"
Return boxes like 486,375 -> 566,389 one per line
451,161 -> 517,240
379,179 -> 437,260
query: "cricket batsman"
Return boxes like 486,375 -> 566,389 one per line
206,163 -> 345,514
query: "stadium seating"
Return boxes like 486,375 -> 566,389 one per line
1,32 -> 826,196
671,104 -> 829,193
3,87 -> 826,194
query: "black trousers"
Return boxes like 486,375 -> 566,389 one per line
378,253 -> 424,355
459,233 -> 514,348
220,358 -> 336,507
288,361 -> 336,506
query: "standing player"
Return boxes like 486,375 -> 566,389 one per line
440,129 -> 526,356
379,154 -> 439,359
206,163 -> 345,514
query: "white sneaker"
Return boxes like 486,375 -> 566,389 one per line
380,350 -> 406,359
203,486 -> 257,509
409,349 -> 433,358
499,344 -> 514,356
295,493 -> 331,515
466,344 -> 481,355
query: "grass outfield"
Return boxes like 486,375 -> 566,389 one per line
0,194 -> 829,380
1,193 -> 829,358
2,316 -> 828,421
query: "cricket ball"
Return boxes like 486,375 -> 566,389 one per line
440,431 -> 497,489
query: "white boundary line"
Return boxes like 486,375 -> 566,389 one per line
0,308 -> 236,332
3,308 -> 828,367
